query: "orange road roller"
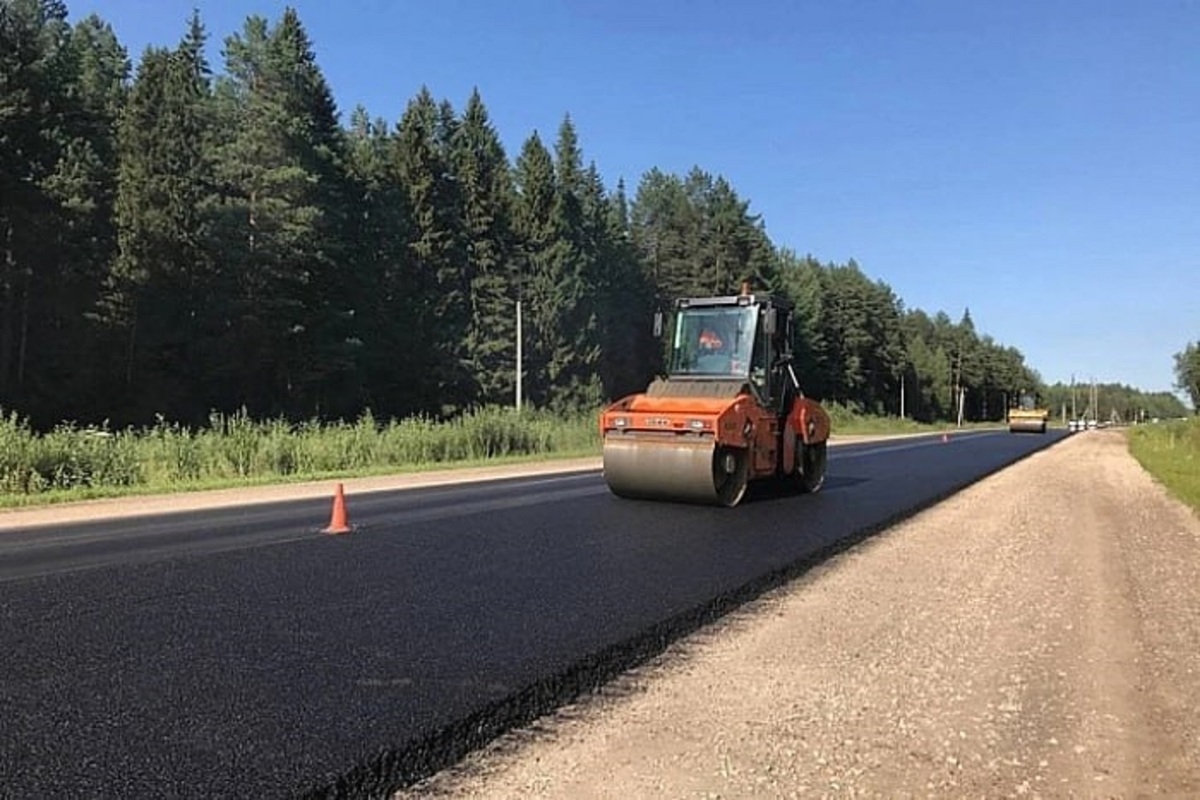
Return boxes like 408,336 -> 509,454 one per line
600,285 -> 831,507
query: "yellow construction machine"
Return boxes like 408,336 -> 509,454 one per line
1007,392 -> 1049,433
599,284 -> 831,507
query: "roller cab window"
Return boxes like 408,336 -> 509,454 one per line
669,306 -> 759,377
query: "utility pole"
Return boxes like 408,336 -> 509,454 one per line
899,372 -> 905,419
951,351 -> 961,414
515,299 -> 523,412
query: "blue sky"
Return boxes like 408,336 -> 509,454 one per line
70,0 -> 1198,395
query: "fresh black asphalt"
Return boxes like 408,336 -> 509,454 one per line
0,429 -> 1069,798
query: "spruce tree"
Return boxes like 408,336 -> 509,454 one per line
777,250 -> 831,399
344,107 -> 415,417
630,168 -> 702,303
818,261 -> 905,413
512,121 -> 606,410
29,11 -> 128,423
901,311 -> 952,421
392,87 -> 470,415
107,10 -> 218,423
213,9 -> 353,418
452,89 -> 517,407
546,115 -> 602,409
595,176 -> 658,398
511,131 -> 557,408
0,0 -> 72,417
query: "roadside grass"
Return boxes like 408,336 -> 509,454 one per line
1128,418 -> 1200,513
0,401 -> 1009,510
0,407 -> 599,509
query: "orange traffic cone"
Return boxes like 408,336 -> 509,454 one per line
322,482 -> 352,534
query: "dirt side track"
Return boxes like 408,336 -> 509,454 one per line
401,430 -> 1200,798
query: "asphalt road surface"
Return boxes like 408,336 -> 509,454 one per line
0,429 -> 1066,798
399,429 -> 1200,798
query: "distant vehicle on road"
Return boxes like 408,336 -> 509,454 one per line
1007,392 -> 1049,434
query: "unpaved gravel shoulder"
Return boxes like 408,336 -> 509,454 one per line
399,430 -> 1200,798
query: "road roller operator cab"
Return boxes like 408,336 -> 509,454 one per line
600,286 -> 831,507
668,293 -> 791,412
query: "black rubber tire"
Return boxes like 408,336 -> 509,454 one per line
796,439 -> 827,494
713,446 -> 749,507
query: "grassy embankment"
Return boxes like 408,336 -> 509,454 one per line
0,403 -> 980,509
1128,417 -> 1200,514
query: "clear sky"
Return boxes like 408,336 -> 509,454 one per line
69,0 -> 1199,395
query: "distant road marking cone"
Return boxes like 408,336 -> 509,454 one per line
322,482 -> 352,534
941,432 -> 949,443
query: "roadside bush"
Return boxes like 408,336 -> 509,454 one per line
0,411 -> 40,494
25,422 -> 142,491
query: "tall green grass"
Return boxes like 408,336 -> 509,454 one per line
1128,418 -> 1200,513
0,407 -> 599,507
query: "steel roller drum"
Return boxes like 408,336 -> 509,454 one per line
602,435 -> 746,506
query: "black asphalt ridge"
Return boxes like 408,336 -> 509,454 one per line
0,430 -> 1069,797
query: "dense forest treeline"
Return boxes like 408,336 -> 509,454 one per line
1042,381 -> 1187,424
0,2 -> 1183,432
